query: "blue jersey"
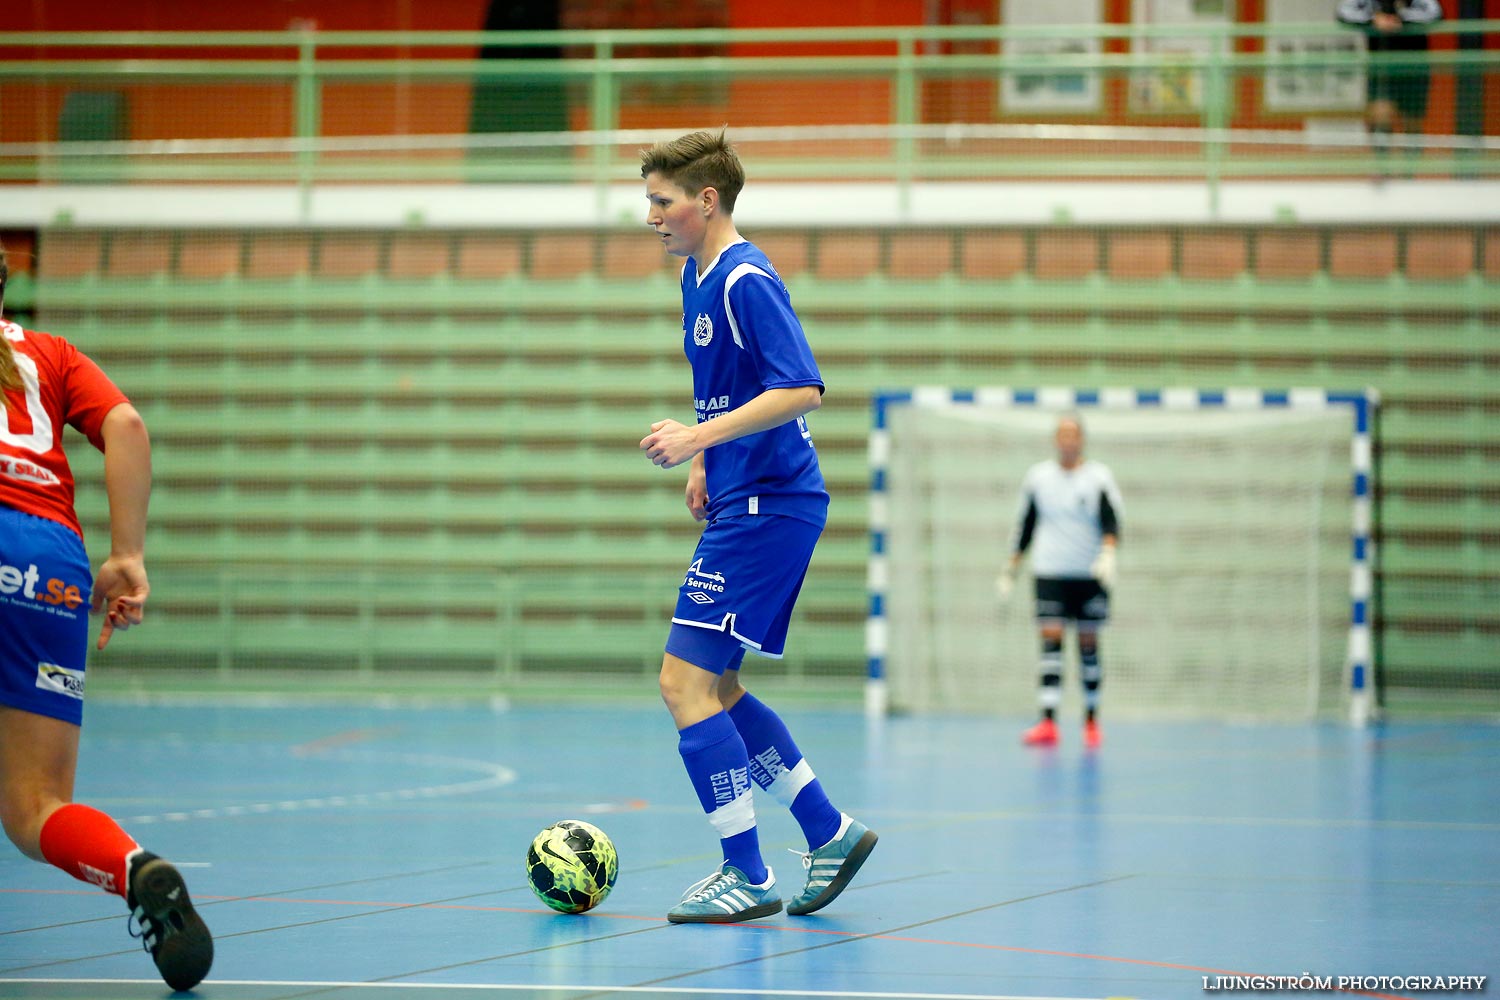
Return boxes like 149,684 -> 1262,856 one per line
680,240 -> 828,526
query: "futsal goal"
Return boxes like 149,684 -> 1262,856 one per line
866,387 -> 1377,725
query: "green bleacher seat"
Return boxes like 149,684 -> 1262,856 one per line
37,221 -> 1500,697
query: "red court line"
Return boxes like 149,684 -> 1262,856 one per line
292,728 -> 405,753
2,887 -> 1415,999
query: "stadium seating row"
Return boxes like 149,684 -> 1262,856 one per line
42,313 -> 1494,362
28,225 -> 1500,283
23,225 -> 1497,694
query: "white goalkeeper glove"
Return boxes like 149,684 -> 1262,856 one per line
1090,545 -> 1117,589
995,563 -> 1018,602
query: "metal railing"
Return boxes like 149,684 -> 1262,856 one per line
2,22 -> 1497,212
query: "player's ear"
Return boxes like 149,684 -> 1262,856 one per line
700,186 -> 719,215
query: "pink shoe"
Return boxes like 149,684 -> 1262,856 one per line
1021,718 -> 1058,746
1083,719 -> 1102,749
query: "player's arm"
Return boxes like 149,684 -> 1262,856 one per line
1011,496 -> 1038,566
1092,478 -> 1122,587
641,385 -> 821,470
645,268 -> 822,469
684,452 -> 709,521
998,488 -> 1037,599
92,402 -> 152,649
690,384 -> 821,449
1099,489 -> 1120,552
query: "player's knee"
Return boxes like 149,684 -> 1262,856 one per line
658,656 -> 717,715
657,664 -> 689,709
0,807 -> 26,856
1078,631 -> 1098,655
1040,626 -> 1064,646
0,793 -> 58,861
716,673 -> 746,710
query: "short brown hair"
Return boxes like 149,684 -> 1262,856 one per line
639,129 -> 745,214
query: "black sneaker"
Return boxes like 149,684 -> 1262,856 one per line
127,851 -> 213,991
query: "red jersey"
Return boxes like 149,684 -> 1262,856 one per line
1,319 -> 129,539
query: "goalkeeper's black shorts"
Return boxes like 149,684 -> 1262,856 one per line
1034,577 -> 1109,625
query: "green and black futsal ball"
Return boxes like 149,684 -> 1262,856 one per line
526,820 -> 619,914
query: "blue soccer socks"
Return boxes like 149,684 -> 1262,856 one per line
728,693 -> 842,851
677,712 -> 768,884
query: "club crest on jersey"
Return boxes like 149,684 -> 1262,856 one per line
692,313 -> 713,347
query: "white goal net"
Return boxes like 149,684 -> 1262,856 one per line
870,388 -> 1374,722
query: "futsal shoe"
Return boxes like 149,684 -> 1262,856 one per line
667,864 -> 782,923
127,851 -> 214,991
1021,717 -> 1059,746
1084,719 -> 1103,749
787,815 -> 878,916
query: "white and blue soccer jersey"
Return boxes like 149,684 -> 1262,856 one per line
1011,459 -> 1123,580
680,239 -> 828,526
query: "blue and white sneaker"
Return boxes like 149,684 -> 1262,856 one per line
667,864 -> 782,924
787,814 -> 878,916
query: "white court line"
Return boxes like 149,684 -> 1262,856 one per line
121,749 -> 518,826
0,980 -> 1107,1000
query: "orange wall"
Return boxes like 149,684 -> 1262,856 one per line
1,0 -> 1493,144
723,0 -> 921,128
729,0 -> 924,51
0,1 -> 489,142
0,1 -> 486,32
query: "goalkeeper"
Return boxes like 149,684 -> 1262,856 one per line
997,414 -> 1122,748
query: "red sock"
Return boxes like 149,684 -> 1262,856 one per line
38,803 -> 140,899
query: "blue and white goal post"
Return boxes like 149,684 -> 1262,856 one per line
865,387 -> 1379,726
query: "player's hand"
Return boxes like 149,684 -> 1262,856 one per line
685,464 -> 709,522
995,570 -> 1014,602
995,559 -> 1020,602
1090,546 -> 1117,589
91,554 -> 149,650
1373,11 -> 1402,32
641,419 -> 702,470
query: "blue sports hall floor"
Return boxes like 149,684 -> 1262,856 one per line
0,693 -> 1495,1000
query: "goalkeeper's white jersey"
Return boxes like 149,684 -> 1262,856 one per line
1012,459 -> 1123,579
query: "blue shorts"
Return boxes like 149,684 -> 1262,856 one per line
0,506 -> 93,726
664,514 -> 823,675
